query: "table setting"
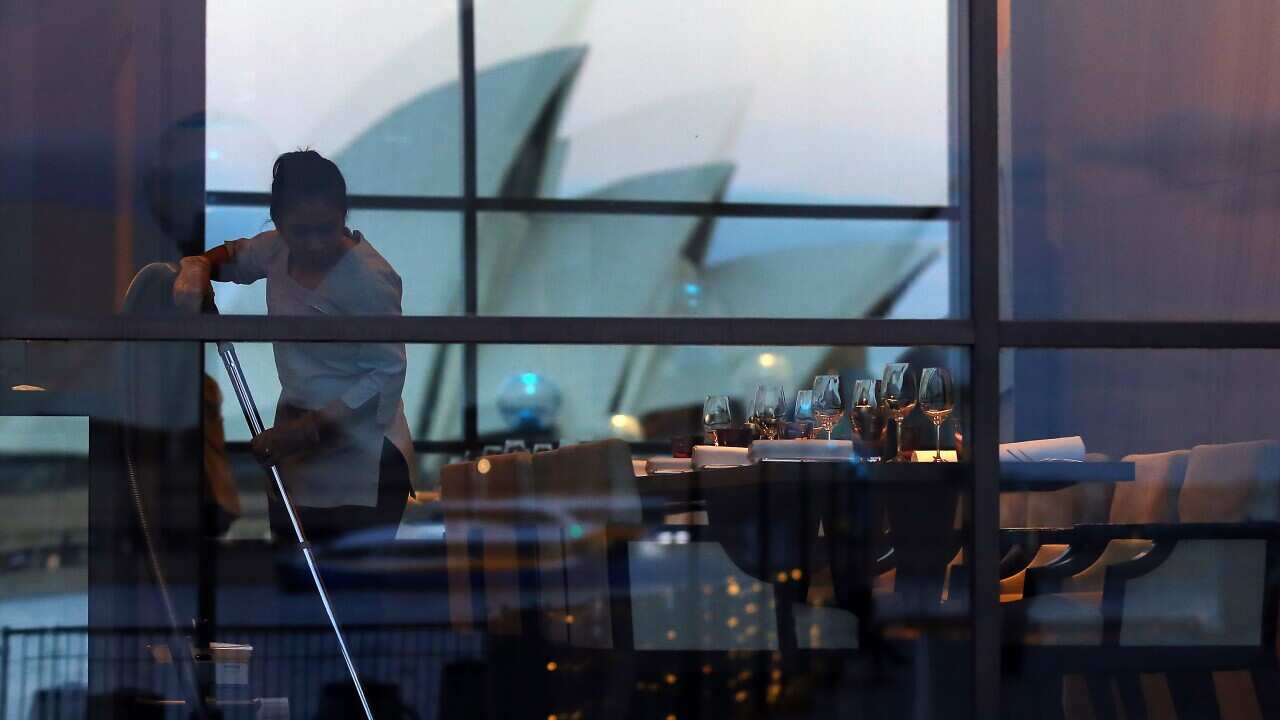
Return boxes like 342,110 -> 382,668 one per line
635,361 -> 1132,497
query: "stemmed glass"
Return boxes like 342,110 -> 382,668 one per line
702,395 -> 733,446
881,363 -> 917,460
918,367 -> 956,462
752,385 -> 786,440
849,379 -> 879,443
793,389 -> 816,439
812,374 -> 844,441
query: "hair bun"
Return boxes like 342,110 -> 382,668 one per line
269,150 -> 348,223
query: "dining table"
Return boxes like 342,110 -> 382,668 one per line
632,458 -> 1134,653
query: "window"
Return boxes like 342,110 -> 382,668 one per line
27,1 -> 1236,717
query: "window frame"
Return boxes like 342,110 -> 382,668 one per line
10,1 -> 1280,716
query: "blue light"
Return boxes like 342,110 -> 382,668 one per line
521,372 -> 539,395
683,283 -> 701,296
207,149 -> 221,161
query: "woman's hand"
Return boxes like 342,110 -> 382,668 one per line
173,256 -> 212,313
251,413 -> 321,467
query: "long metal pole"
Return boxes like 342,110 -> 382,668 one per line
215,341 -> 375,720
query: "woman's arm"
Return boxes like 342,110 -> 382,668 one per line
249,396 -> 360,467
172,245 -> 231,312
173,233 -> 277,312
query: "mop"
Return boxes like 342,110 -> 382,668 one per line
121,262 -> 214,719
124,262 -> 375,719
215,340 -> 376,720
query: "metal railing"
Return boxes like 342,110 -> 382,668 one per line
0,624 -> 482,720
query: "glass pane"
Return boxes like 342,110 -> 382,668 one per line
999,348 -> 1280,717
204,206 -> 462,316
207,342 -> 461,447
477,344 -> 969,447
0,341 -> 205,716
476,0 -> 952,205
0,339 -> 974,717
1,5 -> 206,315
1001,1 -> 1280,320
207,1 -> 461,196
478,212 -> 956,318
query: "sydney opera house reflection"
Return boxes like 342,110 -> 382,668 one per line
0,2 -> 970,719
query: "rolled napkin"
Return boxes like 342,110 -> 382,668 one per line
749,439 -> 854,463
998,436 -> 1086,462
645,455 -> 695,474
692,445 -> 751,469
912,450 -> 959,462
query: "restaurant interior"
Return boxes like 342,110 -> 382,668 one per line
4,1 -> 1280,719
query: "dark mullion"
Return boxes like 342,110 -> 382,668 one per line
0,315 -> 975,347
207,192 -> 466,212
225,439 -> 675,455
1000,321 -> 1280,349
472,197 -> 954,221
207,190 -> 953,222
966,0 -> 1002,717
458,0 -> 479,448
13,314 -> 1280,348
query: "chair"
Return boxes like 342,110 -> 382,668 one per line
997,453 -> 1118,600
529,439 -> 641,649
440,453 -> 535,636
440,459 -> 476,632
438,441 -> 642,718
1005,450 -> 1186,605
441,442 -> 641,643
699,461 -> 826,653
1011,440 -> 1280,719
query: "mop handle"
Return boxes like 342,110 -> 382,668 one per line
215,341 -> 376,720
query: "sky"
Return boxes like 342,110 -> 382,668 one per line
205,0 -> 954,335
207,0 -> 951,205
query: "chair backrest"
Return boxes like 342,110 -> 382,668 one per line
439,452 -> 535,635
477,452 -> 535,635
1111,449 -> 1190,524
440,460 -> 475,632
1179,440 -> 1280,523
1115,441 -> 1280,647
531,439 -> 639,649
442,441 -> 640,648
1004,452 -> 1115,529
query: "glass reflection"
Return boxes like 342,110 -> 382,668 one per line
207,0 -> 461,196
478,213 -> 951,319
476,0 -> 950,205
999,349 -> 1280,719
1001,1 -> 1280,321
0,340 -> 971,718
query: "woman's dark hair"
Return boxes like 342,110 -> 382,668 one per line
269,150 -> 348,225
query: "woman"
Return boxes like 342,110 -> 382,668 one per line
173,150 -> 413,543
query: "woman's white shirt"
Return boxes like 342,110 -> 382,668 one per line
219,229 -> 414,508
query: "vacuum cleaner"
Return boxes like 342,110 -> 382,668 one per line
123,262 -> 375,720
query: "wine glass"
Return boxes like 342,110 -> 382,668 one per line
918,367 -> 956,462
793,389 -> 816,439
812,374 -> 844,441
849,379 -> 879,442
702,395 -> 733,446
752,385 -> 786,440
881,363 -> 917,460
